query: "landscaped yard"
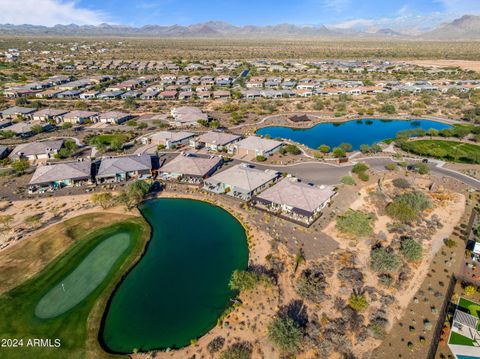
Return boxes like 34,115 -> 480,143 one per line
0,216 -> 149,359
86,133 -> 134,152
399,140 -> 480,164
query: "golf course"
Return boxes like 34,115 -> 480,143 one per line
0,213 -> 150,359
399,139 -> 480,163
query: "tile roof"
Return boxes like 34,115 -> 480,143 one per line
29,160 -> 91,185
97,154 -> 151,178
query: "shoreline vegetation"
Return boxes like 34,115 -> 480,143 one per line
0,213 -> 150,359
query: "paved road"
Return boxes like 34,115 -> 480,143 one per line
250,157 -> 480,190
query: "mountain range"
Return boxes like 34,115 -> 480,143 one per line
1,15 -> 480,40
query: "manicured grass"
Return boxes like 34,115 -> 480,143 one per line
0,212 -> 136,294
0,218 -> 149,359
35,233 -> 131,319
399,140 -> 480,164
449,331 -> 475,346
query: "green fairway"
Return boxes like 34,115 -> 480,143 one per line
0,218 -> 149,359
35,233 -> 131,319
399,139 -> 480,164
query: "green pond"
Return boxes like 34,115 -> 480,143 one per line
101,198 -> 249,353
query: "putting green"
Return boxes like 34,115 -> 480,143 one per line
35,233 -> 131,319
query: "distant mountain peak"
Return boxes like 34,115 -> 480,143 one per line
0,16 -> 479,40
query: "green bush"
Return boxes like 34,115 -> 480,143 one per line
371,248 -> 401,273
349,293 -> 368,312
268,315 -> 304,354
358,172 -> 370,182
400,238 -> 423,262
229,270 -> 271,291
386,191 -> 432,222
318,144 -> 330,153
256,155 -> 267,162
336,210 -> 373,237
352,163 -> 369,174
385,163 -> 397,171
332,147 -> 346,158
284,144 -> 301,155
392,178 -> 410,188
341,176 -> 356,185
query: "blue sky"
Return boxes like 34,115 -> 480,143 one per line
2,0 -> 480,29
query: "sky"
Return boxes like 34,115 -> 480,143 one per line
1,0 -> 480,31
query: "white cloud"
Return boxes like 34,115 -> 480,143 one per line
330,11 -> 472,32
0,0 -> 107,26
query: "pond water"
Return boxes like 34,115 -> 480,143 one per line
101,198 -> 248,353
256,119 -> 451,150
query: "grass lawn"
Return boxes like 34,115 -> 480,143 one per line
400,140 -> 480,164
86,133 -> 133,151
0,216 -> 150,359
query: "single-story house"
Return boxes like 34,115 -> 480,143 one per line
29,159 -> 92,190
0,119 -> 12,129
170,106 -> 208,127
99,111 -> 132,125
2,121 -> 53,137
159,152 -> 223,183
97,90 -> 125,100
145,131 -> 195,149
191,131 -> 241,151
140,90 -> 160,100
213,90 -> 230,99
253,177 -> 336,225
159,90 -> 177,100
57,90 -> 82,99
63,110 -> 99,124
10,140 -> 64,162
0,106 -> 36,120
96,154 -> 152,182
32,108 -> 68,123
230,136 -> 283,158
204,163 -> 280,200
79,91 -> 100,99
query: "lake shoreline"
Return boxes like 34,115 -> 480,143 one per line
98,193 -> 250,355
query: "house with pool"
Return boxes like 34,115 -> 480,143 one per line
229,136 -> 283,159
96,154 -> 152,183
448,297 -> 480,359
28,159 -> 92,192
204,163 -> 280,201
253,177 -> 336,225
159,152 -> 223,183
190,131 -> 242,152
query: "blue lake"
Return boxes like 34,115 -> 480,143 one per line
256,119 -> 452,150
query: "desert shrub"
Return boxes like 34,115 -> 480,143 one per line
400,238 -> 423,262
385,163 -> 397,171
358,172 -> 370,182
220,342 -> 252,359
386,191 -> 432,222
229,270 -> 271,291
333,147 -> 346,158
284,144 -> 301,155
392,178 -> 410,189
296,266 -> 328,303
464,285 -> 477,296
341,176 -> 356,185
349,293 -> 368,312
352,163 -> 369,174
336,210 -> 373,237
378,274 -> 394,287
268,315 -> 304,354
371,248 -> 401,273
256,155 -> 267,162
207,336 -> 225,354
